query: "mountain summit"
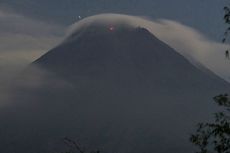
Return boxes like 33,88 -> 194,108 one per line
1,22 -> 229,153
34,23 -> 227,89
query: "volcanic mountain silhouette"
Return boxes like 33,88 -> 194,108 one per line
0,23 -> 229,153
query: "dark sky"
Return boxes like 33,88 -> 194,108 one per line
0,0 -> 227,40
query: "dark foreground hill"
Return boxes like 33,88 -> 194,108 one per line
0,24 -> 229,153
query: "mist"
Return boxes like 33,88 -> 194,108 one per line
0,9 -> 65,107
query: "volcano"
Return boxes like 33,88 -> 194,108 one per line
0,21 -> 229,153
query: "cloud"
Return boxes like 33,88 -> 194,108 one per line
68,13 -> 230,83
0,9 -> 65,106
0,10 -> 64,66
0,7 -> 65,35
144,20 -> 230,83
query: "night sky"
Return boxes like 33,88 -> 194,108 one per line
0,0 -> 227,40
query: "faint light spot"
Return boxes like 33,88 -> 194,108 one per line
109,26 -> 115,31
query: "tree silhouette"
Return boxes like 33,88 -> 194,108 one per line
223,6 -> 230,43
62,137 -> 101,153
190,94 -> 230,153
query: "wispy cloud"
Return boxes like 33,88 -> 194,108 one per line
69,14 -> 230,82
0,9 -> 64,65
0,9 -> 65,106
